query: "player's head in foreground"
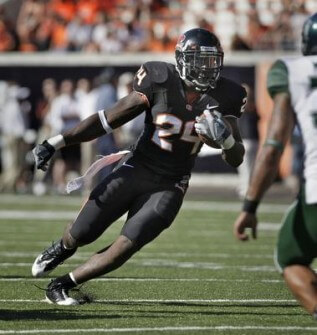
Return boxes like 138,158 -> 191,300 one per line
302,12 -> 317,56
175,28 -> 224,92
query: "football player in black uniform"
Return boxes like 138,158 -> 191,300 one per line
32,28 -> 246,305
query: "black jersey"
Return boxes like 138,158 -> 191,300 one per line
132,61 -> 246,178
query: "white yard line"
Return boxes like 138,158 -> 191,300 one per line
1,325 -> 317,334
0,251 -> 275,259
0,277 -> 283,283
0,260 -> 277,272
1,326 -> 316,334
0,210 -> 77,220
182,201 -> 288,213
0,200 -> 288,221
0,298 -> 296,303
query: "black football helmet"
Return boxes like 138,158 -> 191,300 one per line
175,28 -> 224,91
302,12 -> 317,56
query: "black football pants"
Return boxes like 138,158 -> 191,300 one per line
70,158 -> 187,249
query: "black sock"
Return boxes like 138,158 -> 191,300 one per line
60,240 -> 77,256
55,274 -> 77,289
60,239 -> 75,251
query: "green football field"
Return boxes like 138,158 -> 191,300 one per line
0,191 -> 316,335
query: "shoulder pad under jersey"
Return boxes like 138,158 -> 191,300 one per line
211,77 -> 247,118
142,61 -> 169,84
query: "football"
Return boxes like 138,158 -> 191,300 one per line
196,113 -> 231,149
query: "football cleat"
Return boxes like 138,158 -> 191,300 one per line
32,240 -> 76,277
45,280 -> 79,306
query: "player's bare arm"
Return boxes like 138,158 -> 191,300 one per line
221,116 -> 245,168
33,91 -> 148,170
233,91 -> 295,241
195,112 -> 245,168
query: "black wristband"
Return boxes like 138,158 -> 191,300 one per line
242,199 -> 259,214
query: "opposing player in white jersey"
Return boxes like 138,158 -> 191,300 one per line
233,12 -> 317,318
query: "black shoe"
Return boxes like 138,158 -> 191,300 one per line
45,279 -> 79,305
32,240 -> 76,277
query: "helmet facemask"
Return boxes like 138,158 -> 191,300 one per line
184,50 -> 223,90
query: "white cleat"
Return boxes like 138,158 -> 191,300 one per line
45,281 -> 79,306
32,240 -> 76,277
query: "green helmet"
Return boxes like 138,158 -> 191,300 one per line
302,12 -> 317,55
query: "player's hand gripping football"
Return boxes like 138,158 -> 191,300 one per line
233,212 -> 258,241
194,110 -> 233,149
32,140 -> 55,171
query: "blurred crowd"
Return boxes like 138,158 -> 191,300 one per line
0,72 -> 304,197
0,71 -> 145,194
0,0 -> 316,53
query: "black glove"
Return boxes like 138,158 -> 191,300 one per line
32,140 -> 56,171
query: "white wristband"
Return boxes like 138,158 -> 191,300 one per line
221,134 -> 235,150
98,109 -> 113,133
47,134 -> 66,150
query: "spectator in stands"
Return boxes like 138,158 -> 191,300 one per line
75,78 -> 98,192
126,19 -> 148,52
33,14 -> 54,51
290,3 -> 309,52
91,11 -> 109,52
273,9 -> 296,51
32,78 -> 58,195
117,72 -> 144,148
247,7 -> 271,50
48,79 -> 81,193
49,0 -> 75,22
0,82 -> 30,192
16,0 -> 46,38
76,0 -> 99,25
95,69 -> 119,178
99,29 -> 123,53
35,78 -> 57,132
50,16 -> 69,51
3,0 -> 316,53
67,14 -> 92,51
0,19 -> 15,51
16,0 -> 46,51
231,33 -> 252,51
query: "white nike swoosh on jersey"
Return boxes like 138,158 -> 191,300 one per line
206,104 -> 218,110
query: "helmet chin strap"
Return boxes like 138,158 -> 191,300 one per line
176,63 -> 214,91
183,77 -> 210,92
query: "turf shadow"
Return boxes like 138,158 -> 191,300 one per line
95,301 -> 302,316
0,309 -> 123,321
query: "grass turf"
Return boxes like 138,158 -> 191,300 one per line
0,193 -> 316,334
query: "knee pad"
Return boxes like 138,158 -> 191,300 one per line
69,220 -> 104,246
